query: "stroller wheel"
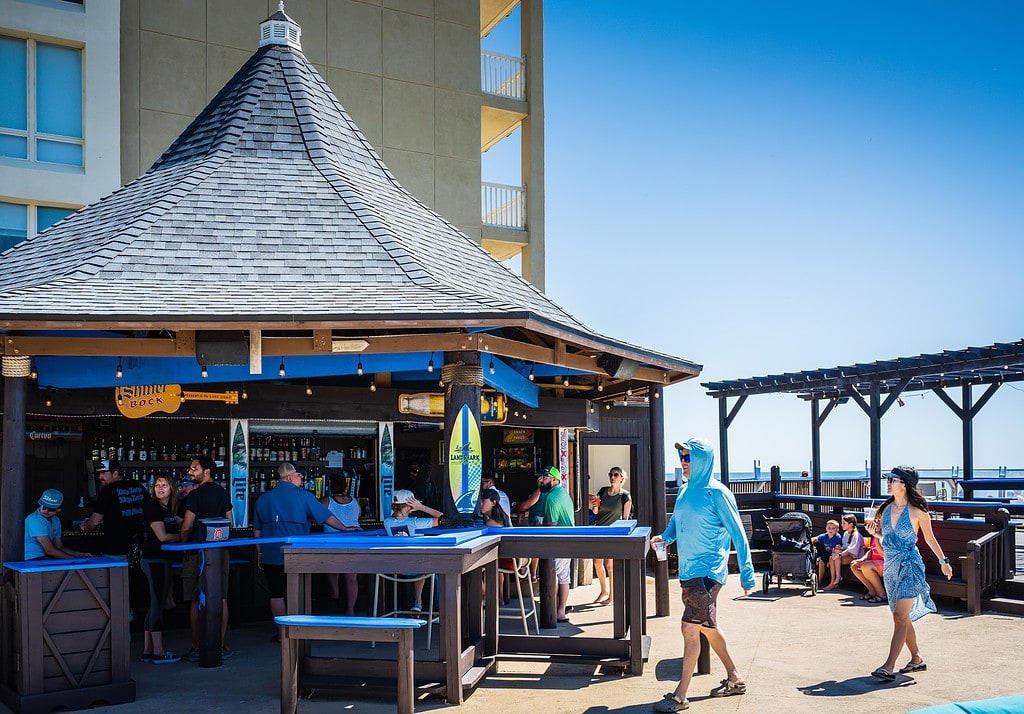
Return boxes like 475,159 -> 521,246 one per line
809,571 -> 818,596
762,570 -> 771,595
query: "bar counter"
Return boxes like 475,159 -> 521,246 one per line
0,557 -> 135,713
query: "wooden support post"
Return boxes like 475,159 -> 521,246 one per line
962,383 -> 974,482
2,369 -> 27,565
198,548 -> 226,668
810,399 -> 822,496
538,558 -> 556,629
718,397 -> 730,485
649,384 -> 670,616
442,352 -> 482,520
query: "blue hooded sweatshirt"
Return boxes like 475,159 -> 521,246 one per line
659,438 -> 755,590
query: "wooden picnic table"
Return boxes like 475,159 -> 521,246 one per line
493,521 -> 651,674
282,530 -> 500,705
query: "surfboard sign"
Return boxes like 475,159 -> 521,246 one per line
229,419 -> 249,527
378,422 -> 395,520
448,403 -> 482,514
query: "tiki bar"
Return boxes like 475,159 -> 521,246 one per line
0,7 -> 699,711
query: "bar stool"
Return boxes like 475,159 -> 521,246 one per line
372,572 -> 438,649
498,557 -> 538,635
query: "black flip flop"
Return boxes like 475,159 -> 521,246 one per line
871,668 -> 896,682
900,661 -> 927,673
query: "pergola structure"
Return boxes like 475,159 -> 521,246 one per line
702,340 -> 1024,498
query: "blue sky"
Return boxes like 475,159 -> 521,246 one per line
486,2 -> 1024,471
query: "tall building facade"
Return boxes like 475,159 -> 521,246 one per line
0,0 -> 545,287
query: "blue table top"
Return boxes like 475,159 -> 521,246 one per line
162,520 -> 645,552
3,556 -> 129,572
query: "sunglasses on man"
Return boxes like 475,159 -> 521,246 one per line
676,450 -> 690,463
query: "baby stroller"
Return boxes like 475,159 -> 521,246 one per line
762,511 -> 817,595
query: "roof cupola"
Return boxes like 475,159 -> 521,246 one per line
259,1 -> 301,50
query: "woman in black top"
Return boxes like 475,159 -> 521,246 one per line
140,476 -> 182,664
589,467 -> 632,606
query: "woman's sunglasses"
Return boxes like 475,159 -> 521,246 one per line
676,450 -> 690,463
887,476 -> 903,484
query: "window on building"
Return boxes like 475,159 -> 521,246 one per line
0,35 -> 83,167
0,201 -> 75,252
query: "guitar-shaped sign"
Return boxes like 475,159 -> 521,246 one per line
116,384 -> 239,419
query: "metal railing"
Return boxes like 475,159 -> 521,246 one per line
481,50 -> 525,100
481,182 -> 526,230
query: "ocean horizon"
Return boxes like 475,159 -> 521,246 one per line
666,468 -> 1024,483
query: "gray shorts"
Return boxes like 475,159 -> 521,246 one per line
679,576 -> 722,628
182,552 -> 230,601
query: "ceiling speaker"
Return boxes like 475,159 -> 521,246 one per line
597,354 -> 639,379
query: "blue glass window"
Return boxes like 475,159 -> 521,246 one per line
0,201 -> 28,253
36,43 -> 82,139
0,35 -> 82,166
37,205 -> 74,233
0,37 -> 27,130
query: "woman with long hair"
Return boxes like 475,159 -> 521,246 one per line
384,490 -> 442,612
866,466 -> 953,681
589,466 -> 632,605
140,475 -> 182,664
320,477 -> 362,615
479,488 -> 513,603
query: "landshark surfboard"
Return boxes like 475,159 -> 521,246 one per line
448,403 -> 482,514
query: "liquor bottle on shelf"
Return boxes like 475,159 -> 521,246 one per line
171,443 -> 178,461
128,436 -> 137,462
149,439 -> 158,462
218,436 -> 226,461
116,435 -> 125,461
139,439 -> 148,461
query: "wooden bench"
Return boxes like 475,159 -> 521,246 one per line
274,615 -> 424,714
802,510 -> 1008,614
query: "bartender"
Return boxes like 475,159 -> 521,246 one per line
24,489 -> 93,560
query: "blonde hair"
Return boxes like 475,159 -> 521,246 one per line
826,519 -> 840,529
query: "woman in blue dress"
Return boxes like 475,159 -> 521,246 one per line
866,466 -> 953,681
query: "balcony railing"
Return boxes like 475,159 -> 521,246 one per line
482,182 -> 526,230
481,50 -> 525,100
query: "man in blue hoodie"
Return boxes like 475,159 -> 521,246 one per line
651,438 -> 755,712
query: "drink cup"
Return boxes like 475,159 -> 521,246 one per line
864,506 -> 877,523
653,540 -> 668,561
590,495 -> 600,509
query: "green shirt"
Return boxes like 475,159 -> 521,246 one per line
542,484 -> 575,526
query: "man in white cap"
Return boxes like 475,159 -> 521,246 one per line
538,466 -> 574,622
24,489 -> 92,560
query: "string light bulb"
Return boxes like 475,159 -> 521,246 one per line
489,357 -> 495,375
528,367 -> 535,381
305,383 -> 313,396
588,402 -> 594,413
357,357 -> 363,376
201,364 -> 208,379
116,393 -> 123,406
278,360 -> 286,377
427,354 -> 434,373
29,362 -> 38,380
597,378 -> 603,392
563,376 -> 570,387
241,385 -> 248,400
45,398 -> 52,408
369,377 -> 377,392
605,403 -> 611,410
115,358 -> 123,379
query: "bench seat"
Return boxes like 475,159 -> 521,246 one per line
275,615 -> 424,714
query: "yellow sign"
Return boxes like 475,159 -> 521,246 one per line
398,391 -> 506,423
116,384 -> 239,419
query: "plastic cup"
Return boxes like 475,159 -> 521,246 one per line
653,540 -> 667,561
864,506 -> 877,523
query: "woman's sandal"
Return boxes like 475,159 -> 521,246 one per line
859,594 -> 873,600
868,595 -> 886,603
871,667 -> 896,682
899,661 -> 927,673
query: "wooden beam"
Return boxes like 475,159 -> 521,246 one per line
249,329 -> 262,375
